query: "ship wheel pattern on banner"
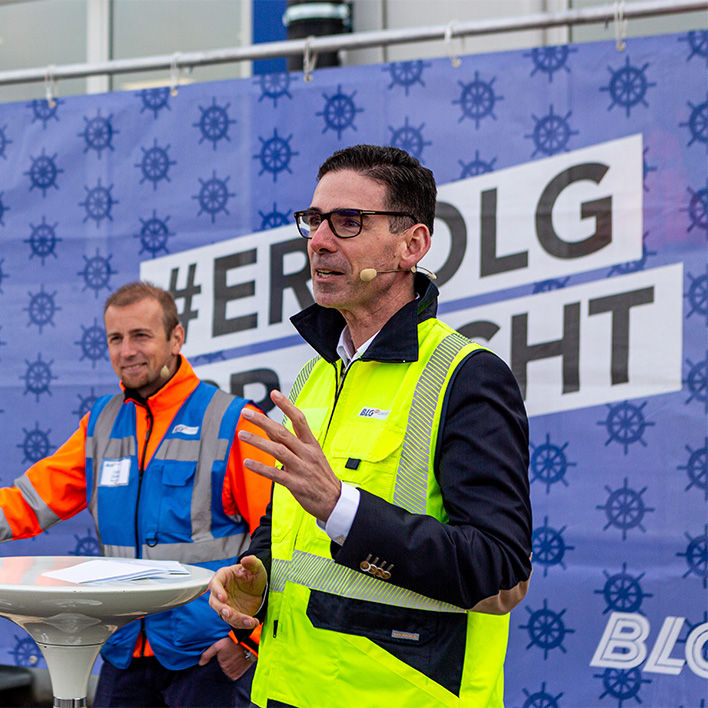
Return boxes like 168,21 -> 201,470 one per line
0,30 -> 703,707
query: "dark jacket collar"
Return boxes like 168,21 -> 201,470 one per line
290,273 -> 439,364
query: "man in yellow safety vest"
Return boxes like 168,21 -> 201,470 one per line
209,144 -> 533,708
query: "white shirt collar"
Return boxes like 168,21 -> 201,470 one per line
336,326 -> 379,370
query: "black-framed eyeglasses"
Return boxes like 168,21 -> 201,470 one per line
293,208 -> 418,239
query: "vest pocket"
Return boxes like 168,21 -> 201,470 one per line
306,590 -> 466,696
328,421 -> 404,463
328,422 -> 406,499
150,461 -> 197,543
161,460 -> 197,486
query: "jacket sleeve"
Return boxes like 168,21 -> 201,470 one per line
331,350 -> 533,612
0,416 -> 90,542
223,403 -> 275,535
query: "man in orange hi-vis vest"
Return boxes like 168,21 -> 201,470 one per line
0,281 -> 273,708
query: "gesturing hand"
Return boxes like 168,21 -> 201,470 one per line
238,390 -> 341,523
208,555 -> 267,630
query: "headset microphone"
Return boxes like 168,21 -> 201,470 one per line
359,265 -> 437,282
160,356 -> 172,380
359,268 -> 382,282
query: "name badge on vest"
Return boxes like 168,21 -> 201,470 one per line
99,457 -> 131,487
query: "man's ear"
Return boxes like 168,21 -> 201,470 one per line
171,323 -> 186,353
399,223 -> 431,269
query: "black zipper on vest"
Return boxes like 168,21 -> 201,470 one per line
322,360 -> 352,443
134,401 -> 154,659
135,401 -> 154,558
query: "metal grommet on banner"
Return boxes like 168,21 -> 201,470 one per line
44,64 -> 57,109
170,52 -> 182,96
303,36 -> 318,83
613,0 -> 627,52
445,21 -> 462,68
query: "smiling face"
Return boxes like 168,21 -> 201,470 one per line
105,297 -> 184,398
307,169 -> 430,346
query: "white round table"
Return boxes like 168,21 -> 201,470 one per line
0,556 -> 214,708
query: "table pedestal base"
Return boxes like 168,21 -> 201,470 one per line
53,699 -> 87,708
36,641 -> 102,707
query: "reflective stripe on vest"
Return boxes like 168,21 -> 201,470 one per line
288,356 -> 321,405
103,535 -> 246,563
395,332 -> 471,514
271,550 -> 466,613
85,394 -> 127,552
0,507 -> 11,539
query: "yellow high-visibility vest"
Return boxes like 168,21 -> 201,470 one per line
252,318 -> 510,708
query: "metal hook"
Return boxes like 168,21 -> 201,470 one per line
303,35 -> 318,83
613,0 -> 627,52
44,64 -> 57,109
170,52 -> 181,96
444,21 -> 462,68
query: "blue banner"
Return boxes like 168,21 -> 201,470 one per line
0,30 -> 706,707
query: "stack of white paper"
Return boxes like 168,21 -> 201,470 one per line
119,559 -> 190,575
42,559 -> 189,584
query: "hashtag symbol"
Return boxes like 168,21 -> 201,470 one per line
169,264 -> 201,340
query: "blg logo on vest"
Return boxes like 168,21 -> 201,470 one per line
172,424 -> 200,435
358,407 -> 390,420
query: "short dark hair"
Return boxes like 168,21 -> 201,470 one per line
317,145 -> 437,235
103,281 -> 179,338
